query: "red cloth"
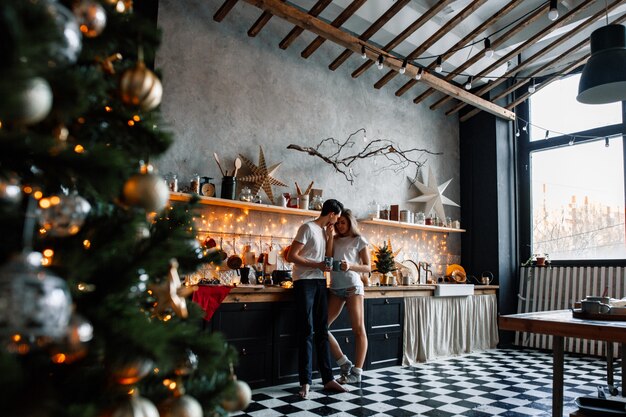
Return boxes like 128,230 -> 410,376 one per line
192,285 -> 233,321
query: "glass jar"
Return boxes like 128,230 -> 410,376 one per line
311,195 -> 323,210
190,173 -> 200,194
239,186 -> 253,202
368,200 -> 380,219
379,204 -> 390,220
165,172 -> 178,192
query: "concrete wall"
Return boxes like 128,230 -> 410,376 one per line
154,0 -> 462,271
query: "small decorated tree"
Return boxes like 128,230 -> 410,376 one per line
374,241 -> 396,285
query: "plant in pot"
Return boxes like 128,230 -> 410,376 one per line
374,241 -> 396,285
521,253 -> 550,267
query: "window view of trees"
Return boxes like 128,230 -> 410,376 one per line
528,75 -> 625,261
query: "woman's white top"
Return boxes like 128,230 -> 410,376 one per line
330,235 -> 368,289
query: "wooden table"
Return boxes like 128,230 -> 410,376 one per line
499,310 -> 626,417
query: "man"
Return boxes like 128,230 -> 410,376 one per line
287,198 -> 348,398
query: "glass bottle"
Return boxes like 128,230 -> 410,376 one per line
190,173 -> 200,194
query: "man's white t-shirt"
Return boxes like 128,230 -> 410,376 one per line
330,235 -> 368,289
292,221 -> 326,281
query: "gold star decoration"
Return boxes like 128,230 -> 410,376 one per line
238,146 -> 287,203
407,166 -> 459,221
149,259 -> 189,319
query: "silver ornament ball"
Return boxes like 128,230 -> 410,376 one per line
39,192 -> 91,237
0,252 -> 72,342
46,0 -> 82,65
9,77 -> 53,125
73,0 -> 107,38
107,394 -> 159,417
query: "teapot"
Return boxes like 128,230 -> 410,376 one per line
480,271 -> 494,285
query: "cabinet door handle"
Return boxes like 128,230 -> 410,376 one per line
384,298 -> 389,304
242,348 -> 247,356
384,334 -> 389,340
242,303 -> 247,311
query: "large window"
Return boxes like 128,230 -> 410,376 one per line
521,73 -> 626,262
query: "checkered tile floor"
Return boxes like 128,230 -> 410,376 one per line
231,348 -> 624,416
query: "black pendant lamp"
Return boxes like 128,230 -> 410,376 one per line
577,24 -> 626,104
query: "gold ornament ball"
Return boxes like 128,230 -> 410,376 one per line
107,356 -> 155,386
101,394 -> 159,417
221,380 -> 252,412
120,61 -> 163,111
122,172 -> 169,212
158,395 -> 203,417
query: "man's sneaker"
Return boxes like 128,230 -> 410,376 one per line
341,370 -> 361,384
339,359 -> 353,377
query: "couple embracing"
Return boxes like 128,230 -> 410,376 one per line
286,199 -> 370,399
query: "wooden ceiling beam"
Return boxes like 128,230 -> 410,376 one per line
238,0 -> 515,121
447,1 -> 612,117
503,54 -> 589,112
397,0 -> 524,99
214,0 -> 239,22
329,0 -> 411,71
351,0 -> 454,79
279,0 -> 332,50
247,0 -> 285,37
374,0 -> 488,90
301,0 -> 367,59
460,12 -> 626,122
431,0 -> 594,111
412,0 -> 542,105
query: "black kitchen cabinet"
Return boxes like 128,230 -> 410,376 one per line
365,297 -> 404,369
210,295 -> 405,388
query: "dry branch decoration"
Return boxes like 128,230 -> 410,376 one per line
287,128 -> 442,184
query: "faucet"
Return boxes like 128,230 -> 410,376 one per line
418,261 -> 432,284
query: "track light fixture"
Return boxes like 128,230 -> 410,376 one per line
484,38 -> 494,58
528,78 -> 536,93
435,56 -> 443,73
377,55 -> 384,70
548,0 -> 559,21
399,58 -> 407,74
465,76 -> 472,90
361,45 -> 366,60
415,67 -> 423,80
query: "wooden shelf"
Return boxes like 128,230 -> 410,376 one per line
169,192 -> 319,217
359,218 -> 465,233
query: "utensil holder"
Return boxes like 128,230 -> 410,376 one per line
220,176 -> 236,200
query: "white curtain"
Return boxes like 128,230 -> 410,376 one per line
403,294 -> 499,365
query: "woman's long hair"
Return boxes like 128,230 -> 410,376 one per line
337,209 -> 361,237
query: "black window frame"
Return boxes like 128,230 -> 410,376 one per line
515,73 -> 626,267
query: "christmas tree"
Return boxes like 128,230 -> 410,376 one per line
374,242 -> 395,275
0,1 -> 244,415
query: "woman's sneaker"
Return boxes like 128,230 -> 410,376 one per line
341,370 -> 361,384
339,359 -> 352,378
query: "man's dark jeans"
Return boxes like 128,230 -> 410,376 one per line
294,278 -> 334,386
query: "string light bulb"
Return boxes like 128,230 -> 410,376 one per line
569,137 -> 575,146
548,0 -> 559,21
361,45 -> 366,60
544,130 -> 550,140
528,78 -> 536,93
435,56 -> 443,73
515,129 -> 520,137
399,58 -> 407,74
484,38 -> 494,58
415,67 -> 423,80
605,137 -> 610,147
377,55 -> 384,70
522,122 -> 528,132
465,76 -> 473,90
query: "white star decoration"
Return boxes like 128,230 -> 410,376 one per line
238,146 -> 287,203
407,166 -> 459,221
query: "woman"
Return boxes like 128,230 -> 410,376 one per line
326,209 -> 370,384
